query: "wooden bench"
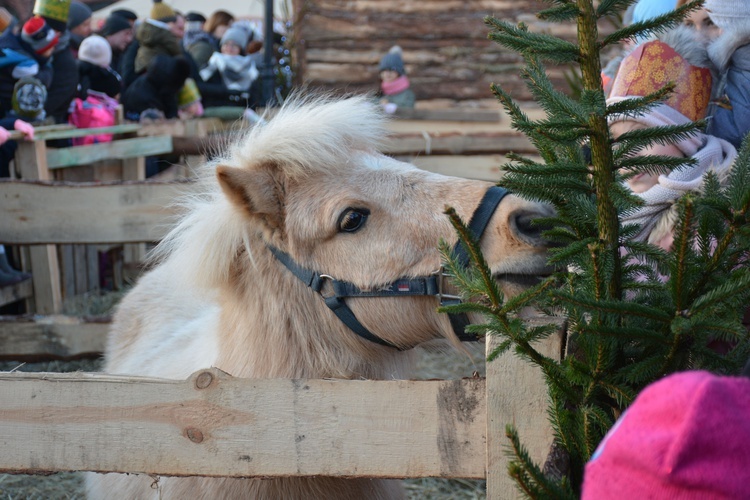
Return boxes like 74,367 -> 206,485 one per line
3,124 -> 173,313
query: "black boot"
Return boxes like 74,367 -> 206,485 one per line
0,250 -> 31,281
0,267 -> 24,286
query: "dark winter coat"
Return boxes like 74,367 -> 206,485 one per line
0,30 -> 53,118
121,54 -> 190,120
120,39 -> 140,90
134,20 -> 181,75
45,34 -> 79,124
78,60 -> 122,99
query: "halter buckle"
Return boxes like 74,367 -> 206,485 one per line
432,266 -> 462,305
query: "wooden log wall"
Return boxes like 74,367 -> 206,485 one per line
293,0 -> 587,104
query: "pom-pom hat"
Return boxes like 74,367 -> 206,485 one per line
379,45 -> 406,75
21,16 -> 60,55
608,39 -> 712,122
150,0 -> 176,23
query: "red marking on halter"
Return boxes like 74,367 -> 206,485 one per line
397,284 -> 410,292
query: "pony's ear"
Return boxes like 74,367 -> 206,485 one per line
216,164 -> 284,231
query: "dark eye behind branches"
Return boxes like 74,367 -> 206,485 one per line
337,207 -> 370,233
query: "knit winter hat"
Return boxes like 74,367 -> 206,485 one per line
21,16 -> 60,55
185,12 -> 206,23
110,9 -> 137,22
100,14 -> 131,37
78,34 -> 112,67
704,0 -> 750,31
177,78 -> 201,108
150,0 -> 176,23
11,76 -> 47,121
67,0 -> 91,30
220,25 -> 249,50
582,370 -> 750,499
379,45 -> 406,75
631,0 -> 676,23
32,0 -> 70,32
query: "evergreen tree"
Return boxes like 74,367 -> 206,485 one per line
440,0 -> 750,496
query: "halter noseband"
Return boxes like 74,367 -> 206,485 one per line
269,186 -> 510,349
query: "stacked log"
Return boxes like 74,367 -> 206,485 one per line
293,0 -> 595,104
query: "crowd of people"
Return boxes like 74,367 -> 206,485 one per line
0,1 -> 270,156
0,0 -> 277,285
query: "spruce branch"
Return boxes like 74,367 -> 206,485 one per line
599,1 -> 701,48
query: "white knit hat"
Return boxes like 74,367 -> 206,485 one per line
78,35 -> 112,68
704,0 -> 750,30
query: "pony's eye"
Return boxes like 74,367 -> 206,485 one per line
338,208 -> 370,233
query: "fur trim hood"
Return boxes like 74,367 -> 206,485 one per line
707,19 -> 750,71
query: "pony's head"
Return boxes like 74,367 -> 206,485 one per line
157,94 -> 551,354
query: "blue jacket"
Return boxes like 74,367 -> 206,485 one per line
707,41 -> 750,150
0,30 -> 53,118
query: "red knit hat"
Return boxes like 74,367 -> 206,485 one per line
582,371 -> 750,499
21,15 -> 59,55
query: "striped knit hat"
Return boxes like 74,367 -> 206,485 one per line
21,16 -> 60,55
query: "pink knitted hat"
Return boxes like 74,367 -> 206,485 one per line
582,370 -> 750,499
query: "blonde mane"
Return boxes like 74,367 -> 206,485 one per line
150,94 -> 389,289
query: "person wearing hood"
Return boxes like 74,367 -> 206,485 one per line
134,0 -> 182,75
121,53 -> 190,122
608,28 -> 737,252
704,0 -> 750,150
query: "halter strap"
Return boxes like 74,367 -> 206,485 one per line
269,185 -> 510,349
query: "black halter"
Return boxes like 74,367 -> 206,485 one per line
269,186 -> 510,349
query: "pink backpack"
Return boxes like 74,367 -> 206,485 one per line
68,91 -> 118,145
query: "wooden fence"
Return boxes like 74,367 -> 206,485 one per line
0,110 -> 561,499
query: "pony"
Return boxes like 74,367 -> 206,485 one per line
85,94 -> 552,500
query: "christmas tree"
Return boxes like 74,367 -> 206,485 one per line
440,0 -> 750,496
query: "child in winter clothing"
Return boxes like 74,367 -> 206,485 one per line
378,45 -> 415,113
77,34 -> 122,99
122,54 -> 190,122
608,28 -> 737,251
0,15 -> 58,118
199,25 -> 259,92
705,0 -> 750,149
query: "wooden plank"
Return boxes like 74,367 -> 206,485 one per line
0,180 -> 189,245
0,371 -> 486,479
8,124 -> 141,142
486,316 -> 565,500
384,131 -> 535,155
46,136 -> 173,170
398,154 -> 507,181
0,315 -> 108,358
394,108 -> 501,122
14,140 -> 62,314
0,278 -> 33,308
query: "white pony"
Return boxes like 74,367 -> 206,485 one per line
85,94 -> 551,499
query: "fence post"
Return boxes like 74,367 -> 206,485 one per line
485,317 -> 565,499
14,139 -> 63,314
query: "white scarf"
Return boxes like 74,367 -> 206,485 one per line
614,105 -> 738,244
